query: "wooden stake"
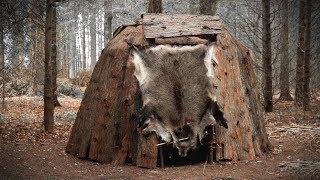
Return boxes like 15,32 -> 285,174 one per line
209,127 -> 216,164
136,131 -> 158,169
209,144 -> 214,164
159,146 -> 164,168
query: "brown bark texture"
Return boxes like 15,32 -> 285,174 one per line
200,0 -> 217,15
143,14 -> 221,38
66,25 -> 148,163
148,0 -> 162,13
44,0 -> 59,132
136,131 -> 158,168
52,8 -> 60,108
262,0 -> 273,112
279,0 -> 292,101
215,30 -> 272,161
29,0 -> 45,88
66,22 -> 272,167
295,0 -> 306,107
104,0 -> 113,45
90,10 -> 97,71
82,14 -> 87,71
303,0 -> 311,110
0,22 -> 5,109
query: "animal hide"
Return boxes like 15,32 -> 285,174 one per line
132,44 -> 227,157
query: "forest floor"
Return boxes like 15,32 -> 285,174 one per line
0,95 -> 319,179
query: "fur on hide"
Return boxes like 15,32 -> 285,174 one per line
132,44 -> 227,157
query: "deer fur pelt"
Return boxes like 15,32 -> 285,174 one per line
132,44 -> 227,157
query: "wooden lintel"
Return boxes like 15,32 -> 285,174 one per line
154,36 -> 208,45
143,13 -> 222,39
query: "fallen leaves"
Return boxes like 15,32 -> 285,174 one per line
0,95 -> 319,178
0,96 -> 80,145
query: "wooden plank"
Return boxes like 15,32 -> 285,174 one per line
143,13 -> 222,38
155,36 -> 208,45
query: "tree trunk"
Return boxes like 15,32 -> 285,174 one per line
148,0 -> 162,13
104,0 -> 113,46
28,0 -> 45,95
70,36 -> 76,78
63,44 -> 68,78
29,25 -> 36,94
261,0 -> 273,112
44,0 -> 59,132
34,28 -> 44,92
0,22 -> 5,110
82,13 -> 87,71
295,0 -> 306,107
200,0 -> 217,15
189,0 -> 198,14
11,32 -> 24,73
303,0 -> 311,110
279,0 -> 292,101
52,3 -> 60,107
90,10 -> 96,71
66,23 -> 271,167
69,4 -> 78,78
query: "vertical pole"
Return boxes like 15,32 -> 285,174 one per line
209,144 -> 214,164
159,146 -> 164,168
209,126 -> 215,164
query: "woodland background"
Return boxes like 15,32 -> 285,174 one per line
0,0 -> 319,112
0,0 -> 319,178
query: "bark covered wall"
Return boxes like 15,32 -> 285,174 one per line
66,25 -> 148,163
66,24 -> 271,166
213,29 -> 272,161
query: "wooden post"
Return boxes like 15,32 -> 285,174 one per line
209,144 -> 214,164
208,126 -> 216,164
136,130 -> 158,168
159,146 -> 164,168
214,125 -> 223,161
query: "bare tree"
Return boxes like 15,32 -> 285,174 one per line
189,0 -> 199,14
0,22 -> 4,109
200,0 -> 217,15
262,0 -> 273,112
295,0 -> 306,107
28,0 -> 46,94
70,2 -> 78,78
82,13 -> 87,71
11,27 -> 25,73
52,8 -> 60,108
44,0 -> 58,132
148,0 -> 162,13
90,6 -> 96,71
104,0 -> 112,46
303,0 -> 312,110
279,0 -> 292,101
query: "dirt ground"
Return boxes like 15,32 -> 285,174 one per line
0,95 -> 319,179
